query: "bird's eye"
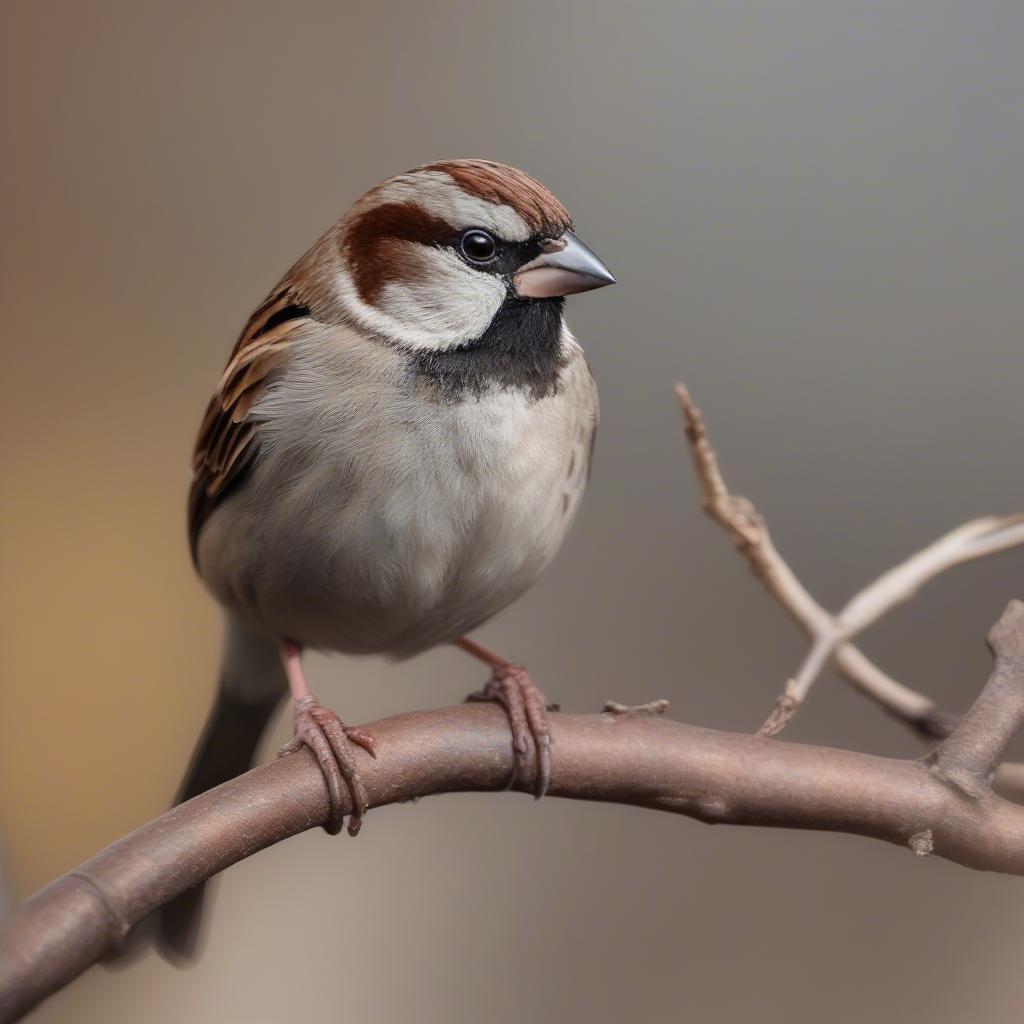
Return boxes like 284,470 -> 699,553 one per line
459,229 -> 497,263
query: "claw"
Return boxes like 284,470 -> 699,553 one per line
279,694 -> 373,836
466,664 -> 553,798
344,727 -> 377,758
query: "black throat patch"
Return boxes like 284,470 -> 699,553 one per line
411,295 -> 567,402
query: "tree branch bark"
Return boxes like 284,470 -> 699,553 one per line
5,606 -> 1024,1024
4,389 -> 1024,1023
930,600 -> 1024,791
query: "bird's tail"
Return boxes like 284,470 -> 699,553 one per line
155,613 -> 287,962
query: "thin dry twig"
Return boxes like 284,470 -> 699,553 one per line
5,604 -> 1024,1024
674,383 -> 1024,746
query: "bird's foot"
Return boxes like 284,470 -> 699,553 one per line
466,664 -> 556,798
276,695 -> 376,837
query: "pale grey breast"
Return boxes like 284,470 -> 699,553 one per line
195,322 -> 598,656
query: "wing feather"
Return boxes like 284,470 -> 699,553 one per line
187,290 -> 312,560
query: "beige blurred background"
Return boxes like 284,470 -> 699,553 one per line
2,1 -> 1024,1020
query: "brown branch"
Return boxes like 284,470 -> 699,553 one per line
930,600 -> 1024,791
674,383 -> 1024,748
6,619 -> 1024,1024
3,391 -> 1023,1023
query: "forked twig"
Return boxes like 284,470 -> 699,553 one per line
675,382 -> 1024,758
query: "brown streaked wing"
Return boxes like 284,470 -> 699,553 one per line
187,290 -> 312,560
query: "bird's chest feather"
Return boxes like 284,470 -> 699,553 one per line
199,333 -> 595,654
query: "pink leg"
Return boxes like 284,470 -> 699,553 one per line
454,636 -> 556,799
276,641 -> 376,836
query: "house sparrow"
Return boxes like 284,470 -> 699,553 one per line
164,159 -> 613,958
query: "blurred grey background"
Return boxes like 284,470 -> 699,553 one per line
2,1 -> 1023,1021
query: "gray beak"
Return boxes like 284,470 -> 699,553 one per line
513,230 -> 616,299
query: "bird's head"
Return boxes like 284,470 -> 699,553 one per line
323,159 -> 614,353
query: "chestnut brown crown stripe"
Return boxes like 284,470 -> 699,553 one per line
423,159 -> 572,235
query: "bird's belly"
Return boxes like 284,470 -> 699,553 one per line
199,384 -> 592,657
302,488 -> 564,655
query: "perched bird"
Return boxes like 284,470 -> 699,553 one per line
165,159 -> 613,957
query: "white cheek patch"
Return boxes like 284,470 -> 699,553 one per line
335,246 -> 507,351
353,171 -> 533,242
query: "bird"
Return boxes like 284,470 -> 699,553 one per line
163,158 -> 614,959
